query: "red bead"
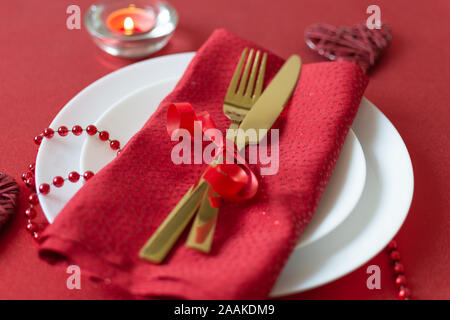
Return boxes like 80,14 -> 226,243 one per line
387,240 -> 397,251
25,177 -> 35,188
390,250 -> 401,261
83,171 -> 94,181
28,193 -> 39,205
117,150 -> 122,156
32,232 -> 41,242
26,222 -> 39,233
34,135 -> 43,145
22,171 -> 33,182
28,163 -> 35,173
99,131 -> 109,141
39,183 -> 50,194
43,128 -> 54,138
72,125 -> 83,136
394,262 -> 405,274
110,140 -> 120,150
398,287 -> 410,300
68,171 -> 80,183
395,275 -> 408,287
86,125 -> 97,135
52,176 -> 64,187
58,126 -> 69,136
25,207 -> 37,219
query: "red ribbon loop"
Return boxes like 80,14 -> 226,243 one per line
167,102 -> 216,137
167,103 -> 258,204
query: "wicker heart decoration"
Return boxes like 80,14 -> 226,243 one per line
305,23 -> 392,72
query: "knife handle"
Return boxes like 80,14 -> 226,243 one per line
139,180 -> 208,263
186,187 -> 219,252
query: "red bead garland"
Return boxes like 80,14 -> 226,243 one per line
26,222 -> 39,233
68,171 -> 80,183
25,177 -> 35,188
24,125 -> 122,242
34,135 -> 43,145
83,171 -> 95,181
22,171 -> 33,181
22,163 -> 42,241
398,287 -> 411,300
110,140 -> 120,150
395,275 -> 407,287
99,131 -> 109,141
52,176 -> 65,188
38,183 -> 50,194
43,128 -> 54,138
28,193 -> 39,205
386,240 -> 411,300
24,207 -> 37,219
72,125 -> 83,136
58,126 -> 69,136
86,125 -> 97,135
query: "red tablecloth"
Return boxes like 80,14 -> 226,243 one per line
0,0 -> 448,299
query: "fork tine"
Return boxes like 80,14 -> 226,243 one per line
253,52 -> 267,100
225,48 -> 248,100
244,50 -> 261,99
236,49 -> 254,96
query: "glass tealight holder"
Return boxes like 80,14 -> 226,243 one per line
85,0 -> 178,59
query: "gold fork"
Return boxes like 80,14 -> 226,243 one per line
186,48 -> 267,252
223,48 -> 267,139
139,48 -> 267,263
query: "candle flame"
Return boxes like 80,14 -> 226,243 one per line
124,17 -> 134,32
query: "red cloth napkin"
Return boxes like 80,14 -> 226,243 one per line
39,29 -> 368,299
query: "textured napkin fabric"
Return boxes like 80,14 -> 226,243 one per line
39,29 -> 368,299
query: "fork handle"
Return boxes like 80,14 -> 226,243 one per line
186,187 -> 219,252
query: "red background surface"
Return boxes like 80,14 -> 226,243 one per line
0,0 -> 448,299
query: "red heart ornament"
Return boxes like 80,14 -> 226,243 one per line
305,23 -> 392,73
0,173 -> 20,231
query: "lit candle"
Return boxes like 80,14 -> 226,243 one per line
106,4 -> 155,35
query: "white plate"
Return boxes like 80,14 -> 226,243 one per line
35,52 -> 413,296
79,79 -> 366,249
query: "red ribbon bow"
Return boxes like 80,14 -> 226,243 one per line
167,102 -> 258,207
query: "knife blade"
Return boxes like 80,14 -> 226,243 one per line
238,54 -> 302,144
